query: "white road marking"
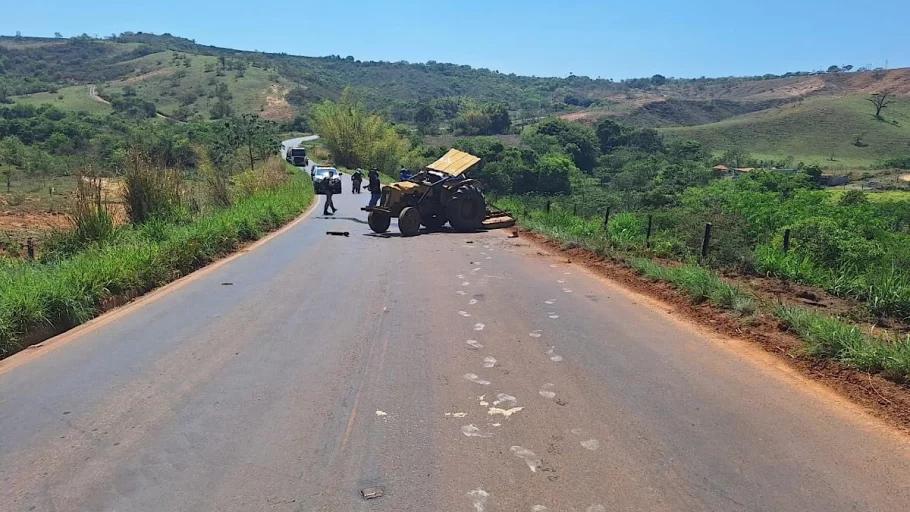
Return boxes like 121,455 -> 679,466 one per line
472,267 -> 482,273
457,290 -> 467,295
462,424 -> 493,438
483,356 -> 497,368
474,323 -> 485,331
550,264 -> 558,268
563,288 -> 573,293
467,488 -> 490,511
557,279 -> 566,283
466,340 -> 484,349
532,506 -> 549,512
375,410 -> 388,417
457,274 -> 466,279
581,439 -> 600,451
544,299 -> 556,305
445,412 -> 468,418
485,256 -> 492,260
492,423 -> 502,427
529,330 -> 542,338
547,347 -> 563,362
509,446 -> 541,472
459,311 -> 472,317
488,406 -> 524,417
464,373 -> 491,385
548,312 -> 559,319
462,281 -> 471,287
469,298 -> 479,305
493,393 -> 517,406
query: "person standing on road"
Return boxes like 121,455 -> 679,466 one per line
367,169 -> 382,207
352,169 -> 364,194
323,174 -> 338,216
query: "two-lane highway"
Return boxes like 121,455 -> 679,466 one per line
2,168 -> 910,511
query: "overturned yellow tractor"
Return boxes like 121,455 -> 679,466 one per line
362,149 -> 513,236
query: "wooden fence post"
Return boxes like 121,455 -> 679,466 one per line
603,207 -> 611,228
546,200 -> 551,213
646,214 -> 653,248
700,223 -> 712,261
27,238 -> 35,260
573,204 -> 577,216
783,228 -> 791,254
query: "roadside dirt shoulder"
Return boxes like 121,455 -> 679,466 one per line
516,229 -> 910,434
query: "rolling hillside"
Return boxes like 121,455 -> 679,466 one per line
2,32 -> 909,168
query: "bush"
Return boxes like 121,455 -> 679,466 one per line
122,153 -> 183,223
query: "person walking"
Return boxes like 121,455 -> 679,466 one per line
323,175 -> 338,216
367,169 -> 382,207
352,169 -> 364,194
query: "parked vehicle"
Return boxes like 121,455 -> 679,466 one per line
312,167 -> 342,195
285,147 -> 308,167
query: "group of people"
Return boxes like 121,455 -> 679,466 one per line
323,168 -> 382,216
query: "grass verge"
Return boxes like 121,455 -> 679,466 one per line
0,173 -> 314,358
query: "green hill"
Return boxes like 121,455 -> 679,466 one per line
663,96 -> 910,169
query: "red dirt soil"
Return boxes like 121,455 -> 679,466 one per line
518,229 -> 910,433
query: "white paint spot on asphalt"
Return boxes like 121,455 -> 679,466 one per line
485,256 -> 492,260
375,410 -> 388,417
547,347 -> 563,362
444,412 -> 468,418
484,245 -> 490,249
581,439 -> 600,451
539,390 -> 556,399
488,406 -> 524,417
529,330 -> 542,338
562,288 -> 573,293
462,424 -> 493,438
564,272 -> 571,275
544,299 -> 556,305
557,279 -> 566,283
457,290 -> 467,295
472,267 -> 482,273
464,373 -> 491,386
474,323 -> 485,331
493,393 -> 517,406
467,488 -> 490,511
532,506 -> 549,512
492,423 -> 502,427
586,506 -> 606,512
548,312 -> 559,319
550,264 -> 558,268
459,311 -> 472,317
457,274 -> 466,279
462,281 -> 471,287
483,356 -> 497,368
510,446 -> 541,472
468,298 -> 479,305
570,428 -> 583,435
466,340 -> 484,350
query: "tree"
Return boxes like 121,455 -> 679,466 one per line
210,98 -> 233,119
843,64 -> 854,72
595,119 -> 622,153
54,32 -> 63,38
484,103 -> 511,134
414,104 -> 438,135
866,91 -> 892,119
224,114 -> 278,172
651,74 -> 667,86
531,118 -> 599,172
827,65 -> 841,73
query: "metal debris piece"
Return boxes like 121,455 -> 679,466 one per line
360,487 -> 383,499
326,231 -> 350,237
221,282 -> 233,286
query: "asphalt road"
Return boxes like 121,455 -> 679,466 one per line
2,169 -> 910,511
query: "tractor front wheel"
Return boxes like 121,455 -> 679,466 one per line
368,212 -> 391,233
398,207 -> 421,237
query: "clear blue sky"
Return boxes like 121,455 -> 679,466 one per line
3,0 -> 908,79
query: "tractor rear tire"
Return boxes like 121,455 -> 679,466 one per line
446,183 -> 486,232
398,207 -> 421,237
368,212 -> 391,234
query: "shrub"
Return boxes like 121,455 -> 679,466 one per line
122,152 -> 183,223
43,175 -> 117,259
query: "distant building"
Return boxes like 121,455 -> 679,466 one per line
712,165 -> 729,172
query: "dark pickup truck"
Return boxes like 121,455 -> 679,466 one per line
285,147 -> 309,167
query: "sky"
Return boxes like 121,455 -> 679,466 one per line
2,0 -> 908,80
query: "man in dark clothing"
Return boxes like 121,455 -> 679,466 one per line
323,174 -> 338,215
352,169 -> 364,193
367,169 -> 382,207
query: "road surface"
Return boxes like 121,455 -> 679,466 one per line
2,169 -> 910,511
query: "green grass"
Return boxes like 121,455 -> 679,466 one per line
12,85 -> 112,114
776,305 -> 910,382
665,95 -> 910,169
0,174 -> 314,358
630,258 -> 757,316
